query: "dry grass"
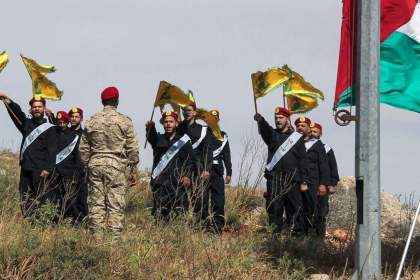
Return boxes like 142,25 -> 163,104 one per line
0,147 -> 419,279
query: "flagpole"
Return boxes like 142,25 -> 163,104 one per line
282,85 -> 287,108
2,100 -> 23,126
144,106 -> 156,149
353,0 -> 381,278
253,96 -> 258,114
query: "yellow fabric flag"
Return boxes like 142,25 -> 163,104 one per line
196,108 -> 223,141
21,54 -> 63,100
283,70 -> 324,100
251,68 -> 290,98
154,81 -> 195,112
282,65 -> 324,113
0,51 -> 9,73
286,95 -> 319,114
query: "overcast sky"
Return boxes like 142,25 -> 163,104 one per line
0,0 -> 418,198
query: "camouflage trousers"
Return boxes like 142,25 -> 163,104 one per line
87,165 -> 127,236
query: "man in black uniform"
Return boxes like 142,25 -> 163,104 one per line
254,107 -> 307,234
0,93 -> 57,217
177,103 -> 213,225
311,122 -> 340,235
295,117 -> 330,236
146,111 -> 195,221
204,109 -> 232,234
67,107 -> 88,222
54,110 -> 86,223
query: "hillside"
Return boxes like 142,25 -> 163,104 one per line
0,152 -> 419,279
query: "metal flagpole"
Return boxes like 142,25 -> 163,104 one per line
396,200 -> 420,280
353,0 -> 381,278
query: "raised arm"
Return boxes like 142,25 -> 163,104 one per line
0,94 -> 27,132
254,114 -> 274,145
145,121 -> 158,149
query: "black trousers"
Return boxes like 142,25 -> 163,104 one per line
265,174 -> 305,233
202,170 -> 225,233
301,183 -> 319,232
151,182 -> 188,222
315,194 -> 329,236
191,174 -> 210,224
19,169 -> 58,217
57,172 -> 87,222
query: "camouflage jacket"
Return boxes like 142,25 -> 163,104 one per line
79,106 -> 139,169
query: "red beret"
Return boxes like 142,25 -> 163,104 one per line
56,111 -> 69,122
68,107 -> 84,118
210,109 -> 220,120
161,111 -> 179,121
101,86 -> 119,101
294,116 -> 311,126
310,122 -> 322,131
274,107 -> 291,118
29,95 -> 46,106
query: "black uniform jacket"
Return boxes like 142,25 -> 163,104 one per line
56,128 -> 82,178
258,117 -> 308,184
304,138 -> 331,187
326,147 -> 339,186
147,126 -> 196,186
177,121 -> 213,172
211,131 -> 232,177
6,100 -> 57,172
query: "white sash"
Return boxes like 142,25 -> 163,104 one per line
213,135 -> 228,158
20,122 -> 54,159
56,135 -> 80,164
266,132 -> 302,172
152,135 -> 191,180
305,138 -> 319,152
324,143 -> 332,154
192,126 -> 207,150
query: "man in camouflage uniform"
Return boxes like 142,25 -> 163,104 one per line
79,86 -> 139,236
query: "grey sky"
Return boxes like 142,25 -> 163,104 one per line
0,0 -> 418,197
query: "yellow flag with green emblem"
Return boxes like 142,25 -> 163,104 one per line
0,51 -> 9,73
282,65 -> 324,113
283,67 -> 324,100
286,95 -> 319,113
251,68 -> 290,98
196,108 -> 223,141
154,81 -> 195,113
21,54 -> 63,100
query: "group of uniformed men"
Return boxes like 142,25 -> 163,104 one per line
0,87 -> 338,237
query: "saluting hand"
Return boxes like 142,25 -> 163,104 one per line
318,185 -> 327,196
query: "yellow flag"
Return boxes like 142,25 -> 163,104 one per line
21,54 -> 63,100
0,51 -> 9,73
283,71 -> 324,100
251,68 -> 290,98
286,94 -> 319,114
196,108 -> 223,141
154,81 -> 195,111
